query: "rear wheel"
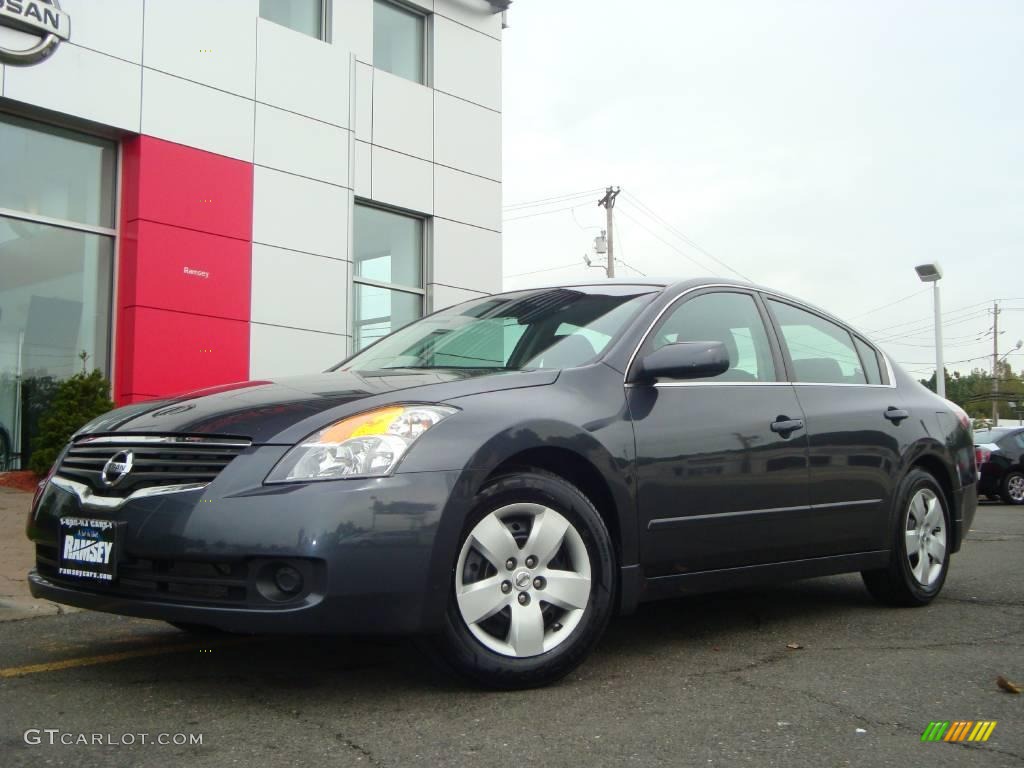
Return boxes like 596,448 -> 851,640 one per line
1000,471 -> 1024,505
862,468 -> 950,606
432,470 -> 616,689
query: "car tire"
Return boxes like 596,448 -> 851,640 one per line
999,471 -> 1024,505
430,470 -> 616,690
862,468 -> 951,607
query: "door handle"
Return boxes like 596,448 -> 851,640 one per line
770,417 -> 804,436
884,407 -> 909,424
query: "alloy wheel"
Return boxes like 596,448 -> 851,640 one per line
904,488 -> 946,587
455,503 -> 592,658
1007,474 -> 1024,503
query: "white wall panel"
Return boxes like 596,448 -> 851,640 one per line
251,244 -> 349,335
61,0 -> 144,63
256,18 -> 349,127
434,165 -> 500,231
433,16 -> 501,111
250,324 -> 348,378
354,62 -> 373,141
253,166 -> 349,259
430,283 -> 487,311
4,44 -> 141,131
372,69 -> 433,160
332,0 -> 373,63
432,218 -> 501,294
434,91 -> 500,180
354,140 -> 372,197
435,0 -> 501,39
255,104 -> 349,186
142,70 -> 254,161
143,0 -> 257,97
371,146 -> 433,214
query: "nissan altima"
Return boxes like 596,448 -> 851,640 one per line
27,279 -> 978,689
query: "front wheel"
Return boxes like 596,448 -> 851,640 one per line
1000,471 -> 1024,505
431,470 -> 616,689
862,468 -> 951,606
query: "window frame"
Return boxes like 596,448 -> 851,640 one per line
372,0 -> 429,85
763,295 -> 894,388
350,200 -> 427,352
630,287 -> 787,386
259,0 -> 331,42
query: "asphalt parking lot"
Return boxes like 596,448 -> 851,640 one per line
0,500 -> 1021,768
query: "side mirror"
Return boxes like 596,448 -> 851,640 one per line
628,341 -> 730,384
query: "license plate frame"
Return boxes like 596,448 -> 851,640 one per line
58,517 -> 121,582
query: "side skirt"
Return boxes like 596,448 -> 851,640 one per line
640,551 -> 891,602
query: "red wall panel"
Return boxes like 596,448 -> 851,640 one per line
119,220 -> 251,321
118,308 -> 249,400
116,136 -> 254,405
121,136 -> 254,241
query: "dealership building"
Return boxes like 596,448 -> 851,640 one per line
0,0 -> 505,469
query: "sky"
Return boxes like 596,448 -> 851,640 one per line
498,0 -> 1024,380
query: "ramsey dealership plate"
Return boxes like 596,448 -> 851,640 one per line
59,517 -> 120,582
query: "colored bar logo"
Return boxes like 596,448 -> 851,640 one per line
921,721 -> 997,742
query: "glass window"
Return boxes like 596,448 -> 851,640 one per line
352,203 -> 424,351
0,216 -> 113,470
353,283 -> 421,350
353,205 -> 422,289
260,0 -> 324,39
374,0 -> 425,83
649,292 -> 777,382
769,300 -> 867,384
853,336 -> 883,385
0,114 -> 117,228
340,287 -> 656,372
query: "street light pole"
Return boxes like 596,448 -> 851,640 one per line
914,263 -> 945,399
932,280 -> 944,399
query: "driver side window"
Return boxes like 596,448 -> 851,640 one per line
651,292 -> 777,382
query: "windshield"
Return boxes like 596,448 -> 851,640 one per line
337,286 -> 659,373
974,429 -> 1013,444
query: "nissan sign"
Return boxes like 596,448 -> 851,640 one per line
0,0 -> 70,65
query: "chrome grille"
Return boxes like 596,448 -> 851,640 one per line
56,436 -> 250,497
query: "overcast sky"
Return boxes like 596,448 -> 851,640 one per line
499,0 -> 1024,380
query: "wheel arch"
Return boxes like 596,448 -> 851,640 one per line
902,445 -> 962,552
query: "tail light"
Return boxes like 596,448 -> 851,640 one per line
975,447 -> 991,466
949,402 -> 971,431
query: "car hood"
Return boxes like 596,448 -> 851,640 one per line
76,369 -> 558,445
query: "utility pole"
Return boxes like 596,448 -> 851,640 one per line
992,301 -> 1000,426
597,186 -> 620,279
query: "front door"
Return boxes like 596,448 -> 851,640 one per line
628,290 -> 811,576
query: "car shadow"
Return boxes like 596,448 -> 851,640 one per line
73,574 -> 876,695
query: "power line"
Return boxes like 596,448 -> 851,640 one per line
620,192 -> 752,281
847,288 -> 930,321
503,262 -> 582,279
503,188 -> 605,211
616,208 -> 715,275
503,203 -> 589,223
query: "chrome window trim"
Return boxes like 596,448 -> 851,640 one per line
624,283 -> 898,389
73,435 -> 252,447
50,476 -> 210,510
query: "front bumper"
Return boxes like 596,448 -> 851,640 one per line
27,444 -> 478,634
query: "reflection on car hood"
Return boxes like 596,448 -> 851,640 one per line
76,369 -> 558,444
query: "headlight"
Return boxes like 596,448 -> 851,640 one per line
265,404 -> 457,483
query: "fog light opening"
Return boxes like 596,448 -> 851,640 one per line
274,565 -> 303,595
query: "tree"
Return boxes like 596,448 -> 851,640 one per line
919,364 -> 1024,422
28,370 -> 114,475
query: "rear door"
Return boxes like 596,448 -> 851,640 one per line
764,297 -> 906,555
628,289 -> 813,575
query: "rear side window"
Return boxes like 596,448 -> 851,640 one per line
853,336 -> 884,385
768,300 -> 867,384
650,291 -> 777,382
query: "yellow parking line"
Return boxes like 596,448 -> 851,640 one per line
0,638 -> 249,678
